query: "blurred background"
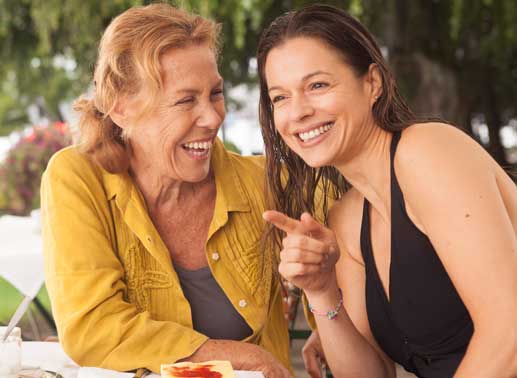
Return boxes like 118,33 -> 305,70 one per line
0,0 -> 516,376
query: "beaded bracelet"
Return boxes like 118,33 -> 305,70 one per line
308,289 -> 343,320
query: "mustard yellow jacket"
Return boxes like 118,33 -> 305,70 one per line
41,139 -> 290,373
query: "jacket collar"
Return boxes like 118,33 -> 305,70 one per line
102,137 -> 250,214
100,137 -> 252,271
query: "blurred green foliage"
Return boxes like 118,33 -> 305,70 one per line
0,0 -> 354,136
0,0 -> 515,164
362,0 -> 517,164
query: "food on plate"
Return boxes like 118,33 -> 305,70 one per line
161,360 -> 235,378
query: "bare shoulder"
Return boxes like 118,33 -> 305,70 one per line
328,187 -> 364,264
394,123 -> 498,193
396,123 -> 492,170
399,121 -> 517,218
392,123 -> 515,227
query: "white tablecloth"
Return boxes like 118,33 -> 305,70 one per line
0,213 -> 44,298
22,342 -> 264,378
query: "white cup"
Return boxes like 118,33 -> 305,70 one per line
0,327 -> 22,378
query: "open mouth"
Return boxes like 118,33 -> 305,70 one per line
298,122 -> 334,142
181,140 -> 213,158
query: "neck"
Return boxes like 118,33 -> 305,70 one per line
334,127 -> 393,222
129,156 -> 214,213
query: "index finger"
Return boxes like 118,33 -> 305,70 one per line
263,210 -> 306,235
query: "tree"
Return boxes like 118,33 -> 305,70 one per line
361,0 -> 517,165
0,0 -> 357,134
0,0 -> 143,134
1,0 -> 515,166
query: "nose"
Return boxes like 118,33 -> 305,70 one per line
289,94 -> 314,122
197,101 -> 225,130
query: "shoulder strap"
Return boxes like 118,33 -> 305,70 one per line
360,199 -> 373,267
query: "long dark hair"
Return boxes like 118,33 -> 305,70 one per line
257,4 -> 418,251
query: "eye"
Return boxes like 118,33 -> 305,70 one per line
175,96 -> 195,105
310,82 -> 328,90
271,95 -> 286,104
211,88 -> 224,98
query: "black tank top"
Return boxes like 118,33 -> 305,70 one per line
360,131 -> 473,378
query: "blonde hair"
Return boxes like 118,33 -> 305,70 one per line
74,3 -> 221,173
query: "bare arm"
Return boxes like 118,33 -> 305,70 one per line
397,124 -> 517,378
263,209 -> 395,378
304,253 -> 395,378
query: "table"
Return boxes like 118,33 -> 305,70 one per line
22,342 -> 264,378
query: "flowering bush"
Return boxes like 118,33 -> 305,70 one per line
0,122 -> 72,215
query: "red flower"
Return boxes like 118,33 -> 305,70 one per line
0,122 -> 72,215
25,131 -> 36,142
53,122 -> 68,134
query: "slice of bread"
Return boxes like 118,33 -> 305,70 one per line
161,361 -> 235,378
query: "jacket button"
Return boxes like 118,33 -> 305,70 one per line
238,299 -> 247,308
146,236 -> 152,243
211,252 -> 220,261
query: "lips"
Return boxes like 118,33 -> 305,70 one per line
181,139 -> 213,158
297,122 -> 334,142
182,140 -> 212,150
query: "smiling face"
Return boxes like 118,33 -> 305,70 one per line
265,37 -> 380,168
122,43 -> 225,183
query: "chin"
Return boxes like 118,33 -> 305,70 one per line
299,154 -> 332,169
306,161 -> 328,169
185,173 -> 209,183
185,167 -> 211,183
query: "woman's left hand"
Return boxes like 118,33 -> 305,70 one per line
263,211 -> 340,294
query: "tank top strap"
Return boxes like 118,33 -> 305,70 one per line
390,131 -> 406,210
390,131 -> 402,163
360,199 -> 372,266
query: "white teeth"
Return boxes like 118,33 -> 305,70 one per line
298,122 -> 334,141
183,141 -> 212,150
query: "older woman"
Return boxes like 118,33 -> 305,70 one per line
41,4 -> 291,377
258,4 -> 517,378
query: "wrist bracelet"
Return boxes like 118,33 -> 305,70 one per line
308,289 -> 343,320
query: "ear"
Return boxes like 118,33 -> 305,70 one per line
365,63 -> 383,106
110,96 -> 131,130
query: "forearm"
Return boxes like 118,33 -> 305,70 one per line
60,309 -> 207,372
185,340 -> 264,368
48,271 -> 208,373
305,283 -> 392,378
186,339 -> 291,378
454,329 -> 517,378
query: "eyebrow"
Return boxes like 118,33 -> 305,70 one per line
268,70 -> 332,93
174,78 -> 224,95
